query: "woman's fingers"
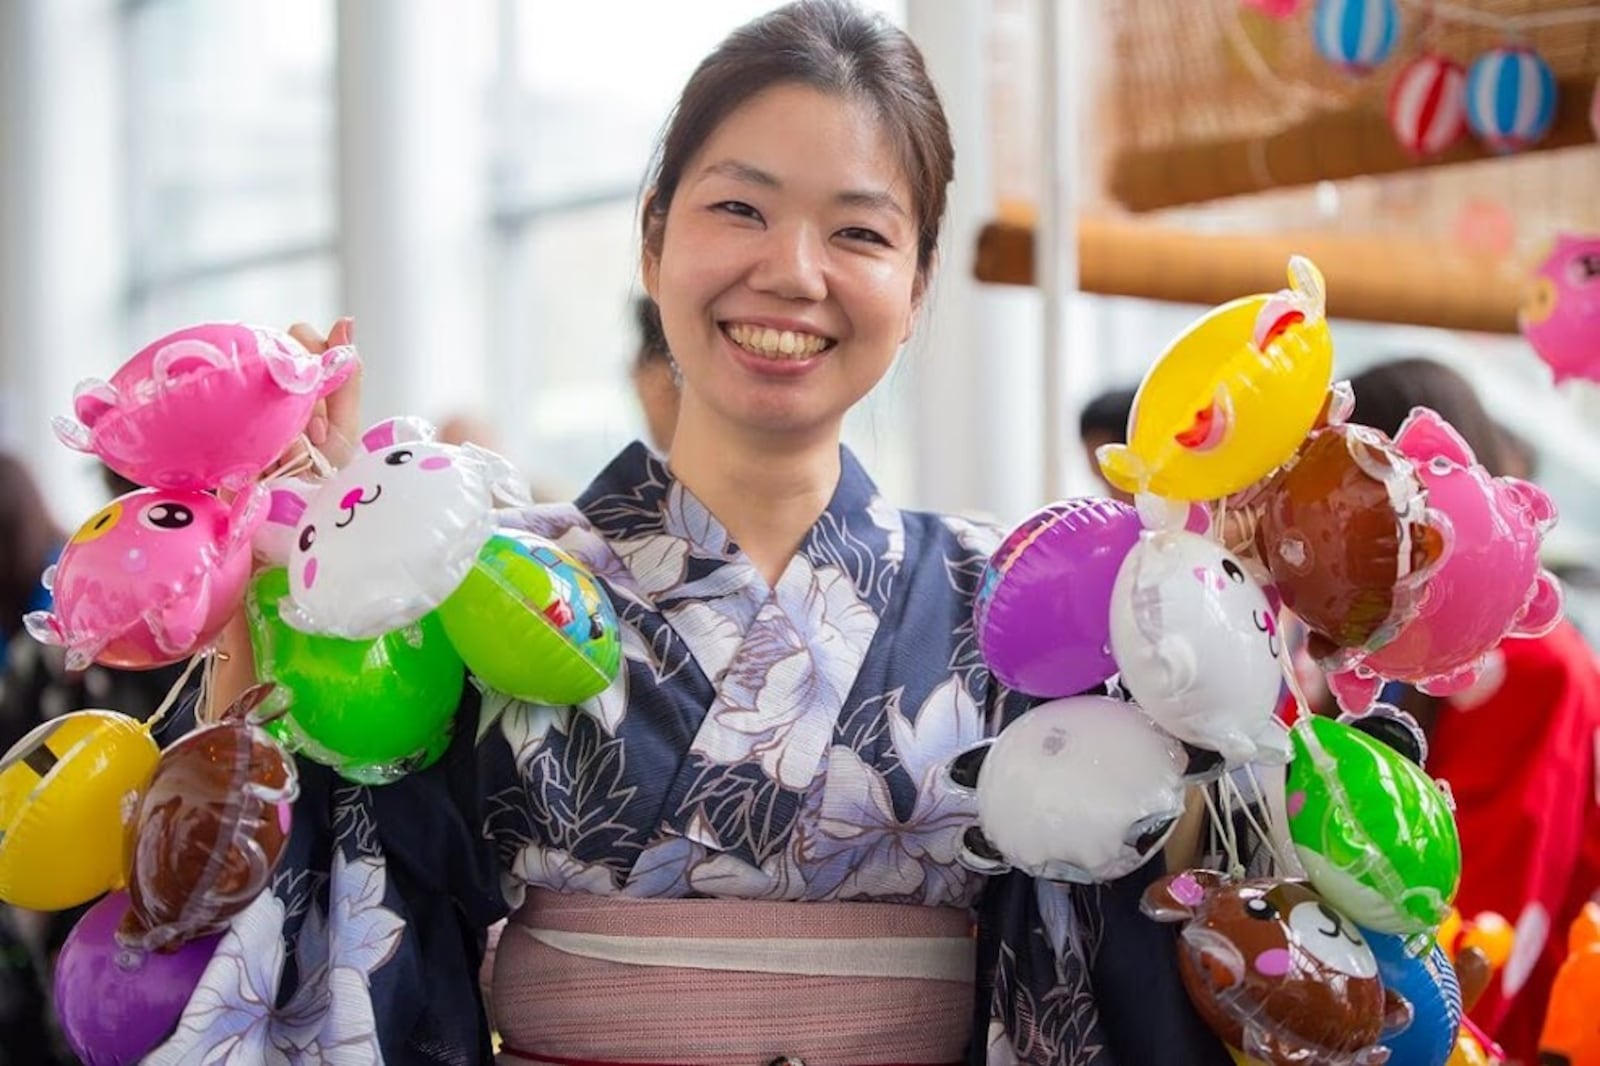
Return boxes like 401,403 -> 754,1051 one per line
321,317 -> 362,465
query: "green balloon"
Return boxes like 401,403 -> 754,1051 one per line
1286,715 -> 1461,935
437,532 -> 621,705
246,568 -> 465,785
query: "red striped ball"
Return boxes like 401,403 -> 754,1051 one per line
1388,53 -> 1468,157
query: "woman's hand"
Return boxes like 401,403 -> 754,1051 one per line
207,316 -> 362,719
289,317 -> 363,467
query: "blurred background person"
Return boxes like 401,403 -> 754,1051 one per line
1348,355 -> 1600,1064
0,454 -> 62,659
1077,386 -> 1136,504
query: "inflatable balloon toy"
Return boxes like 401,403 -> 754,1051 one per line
973,497 -> 1143,698
1251,422 -> 1450,663
1097,256 -> 1334,502
945,696 -> 1194,884
1286,714 -> 1461,935
254,416 -> 532,640
1143,872 -> 1412,1066
0,710 -> 160,911
121,686 -> 298,951
25,486 -> 267,671
51,321 -> 356,493
438,530 -> 622,705
53,890 -> 222,1066
1539,902 -> 1600,1066
1109,530 -> 1290,766
1326,407 -> 1562,712
1366,932 -> 1463,1066
1519,233 -> 1600,385
247,567 -> 466,784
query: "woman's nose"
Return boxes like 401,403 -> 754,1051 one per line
750,222 -> 827,302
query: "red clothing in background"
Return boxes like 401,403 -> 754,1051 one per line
1429,621 -> 1600,1065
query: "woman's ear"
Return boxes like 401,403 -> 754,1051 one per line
905,255 -> 936,343
640,191 -> 664,302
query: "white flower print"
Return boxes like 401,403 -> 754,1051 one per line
867,494 -> 907,563
942,513 -> 1005,558
508,844 -> 619,895
987,1020 -> 1023,1065
697,562 -> 880,790
660,482 -> 732,556
688,843 -> 809,900
147,853 -> 406,1065
623,836 -> 708,898
493,691 -> 572,770
800,744 -> 978,905
888,676 -> 986,791
607,532 -> 689,601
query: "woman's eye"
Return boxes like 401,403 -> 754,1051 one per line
838,226 -> 890,246
713,201 -> 762,222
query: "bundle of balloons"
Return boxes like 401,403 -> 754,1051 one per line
0,321 -> 622,1064
947,258 -> 1562,1065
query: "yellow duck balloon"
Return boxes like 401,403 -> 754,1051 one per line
1098,256 -> 1335,502
0,710 -> 160,910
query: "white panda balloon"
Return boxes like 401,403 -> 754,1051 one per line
945,696 -> 1192,884
1109,529 -> 1289,766
255,416 -> 530,639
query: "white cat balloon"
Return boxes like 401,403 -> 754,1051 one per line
1109,530 -> 1289,766
255,416 -> 531,639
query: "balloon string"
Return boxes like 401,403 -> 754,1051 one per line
260,434 -> 334,484
145,650 -> 211,738
1200,780 -> 1243,879
1223,769 -> 1293,875
1245,762 -> 1298,877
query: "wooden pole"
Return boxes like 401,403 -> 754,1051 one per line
1105,78 -> 1597,214
974,215 -> 1528,334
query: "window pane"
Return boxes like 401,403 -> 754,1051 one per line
125,0 -> 335,287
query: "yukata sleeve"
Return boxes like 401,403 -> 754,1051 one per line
971,687 -> 1233,1066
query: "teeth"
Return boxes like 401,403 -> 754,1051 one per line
726,323 -> 830,359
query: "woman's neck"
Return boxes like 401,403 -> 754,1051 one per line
666,414 -> 842,589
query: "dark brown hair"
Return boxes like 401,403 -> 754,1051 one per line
642,0 -> 954,280
632,296 -> 671,371
0,454 -> 64,644
1347,357 -> 1513,478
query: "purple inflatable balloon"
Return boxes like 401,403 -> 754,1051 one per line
54,891 -> 221,1065
975,498 -> 1143,697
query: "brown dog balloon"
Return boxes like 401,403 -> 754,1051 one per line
120,686 -> 298,950
1251,424 -> 1448,664
1143,871 -> 1412,1065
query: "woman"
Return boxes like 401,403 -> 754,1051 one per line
1349,357 -> 1600,1066
150,4 -> 1226,1063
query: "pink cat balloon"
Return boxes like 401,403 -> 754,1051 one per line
1519,234 -> 1600,385
52,322 -> 356,492
25,486 -> 267,671
255,416 -> 530,639
1327,408 -> 1562,712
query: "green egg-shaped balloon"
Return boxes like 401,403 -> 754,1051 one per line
437,531 -> 621,704
1286,715 -> 1461,935
246,568 -> 465,785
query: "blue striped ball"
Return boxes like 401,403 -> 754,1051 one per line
1466,46 -> 1559,153
1313,0 -> 1401,73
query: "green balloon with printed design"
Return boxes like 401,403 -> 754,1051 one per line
1285,714 -> 1461,935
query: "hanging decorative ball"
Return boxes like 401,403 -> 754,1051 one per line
1312,0 -> 1401,74
1466,46 -> 1559,153
1243,0 -> 1303,18
1388,54 -> 1469,156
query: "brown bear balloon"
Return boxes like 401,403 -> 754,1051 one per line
1142,871 -> 1412,1065
120,686 -> 298,951
1250,424 -> 1448,664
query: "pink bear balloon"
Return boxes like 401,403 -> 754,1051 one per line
1519,234 -> 1600,385
25,486 -> 266,671
1327,408 -> 1562,712
52,322 -> 357,492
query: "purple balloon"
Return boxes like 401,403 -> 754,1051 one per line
54,891 -> 221,1065
975,498 -> 1143,697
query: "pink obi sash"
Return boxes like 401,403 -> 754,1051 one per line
491,889 -> 976,1066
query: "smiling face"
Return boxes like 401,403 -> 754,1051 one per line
273,440 -> 496,638
642,83 -> 923,445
